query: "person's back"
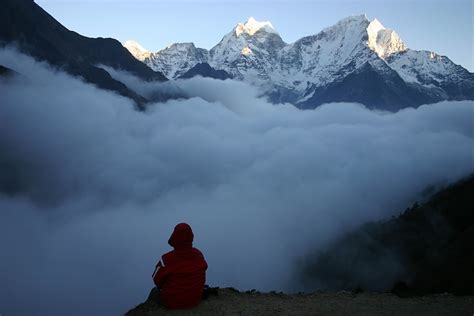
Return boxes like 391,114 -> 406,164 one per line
152,223 -> 208,309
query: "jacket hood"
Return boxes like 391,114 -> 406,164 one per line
168,223 -> 194,249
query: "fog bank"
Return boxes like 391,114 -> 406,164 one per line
1,48 -> 473,315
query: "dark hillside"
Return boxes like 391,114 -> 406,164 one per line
0,0 -> 167,107
298,61 -> 442,111
302,175 -> 474,295
179,63 -> 233,80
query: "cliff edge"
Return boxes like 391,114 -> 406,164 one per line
126,287 -> 473,315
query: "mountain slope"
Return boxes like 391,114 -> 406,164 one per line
301,175 -> 474,295
178,63 -> 233,80
386,50 -> 474,100
0,0 -> 167,107
123,40 -> 152,62
297,60 -> 442,111
143,42 -> 209,79
125,15 -> 474,111
209,17 -> 286,82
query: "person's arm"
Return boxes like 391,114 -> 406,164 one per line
152,258 -> 170,288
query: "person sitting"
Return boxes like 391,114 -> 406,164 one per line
151,223 -> 208,309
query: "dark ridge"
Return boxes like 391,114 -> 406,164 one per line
0,64 -> 16,77
0,0 -> 167,108
297,61 -> 444,111
302,174 -> 474,295
178,63 -> 233,80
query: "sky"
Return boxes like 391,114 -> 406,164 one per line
36,0 -> 473,72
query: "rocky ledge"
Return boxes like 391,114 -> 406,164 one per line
126,287 -> 474,315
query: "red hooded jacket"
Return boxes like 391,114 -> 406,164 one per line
152,223 -> 208,309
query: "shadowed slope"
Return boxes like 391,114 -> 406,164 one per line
302,175 -> 474,295
0,0 -> 167,107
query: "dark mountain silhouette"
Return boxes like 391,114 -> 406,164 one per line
0,64 -> 16,77
302,175 -> 474,295
297,61 -> 442,111
178,63 -> 233,80
0,0 -> 167,108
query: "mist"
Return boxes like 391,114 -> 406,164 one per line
1,48 -> 473,315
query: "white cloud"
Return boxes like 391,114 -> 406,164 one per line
1,48 -> 473,315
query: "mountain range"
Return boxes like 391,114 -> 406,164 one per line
0,0 -> 472,111
125,16 -> 474,111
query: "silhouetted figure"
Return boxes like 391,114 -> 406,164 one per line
150,223 -> 208,309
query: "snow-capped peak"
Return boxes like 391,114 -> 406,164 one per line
367,18 -> 406,59
123,40 -> 152,61
124,40 -> 149,54
367,18 -> 384,33
321,14 -> 369,32
235,17 -> 277,36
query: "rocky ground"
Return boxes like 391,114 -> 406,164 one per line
126,288 -> 474,315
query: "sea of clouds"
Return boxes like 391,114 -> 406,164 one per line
0,48 -> 473,315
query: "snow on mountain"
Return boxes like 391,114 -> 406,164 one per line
234,17 -> 277,36
387,50 -> 466,85
385,49 -> 474,100
208,17 -> 286,83
138,42 -> 208,79
275,15 -> 404,92
123,40 -> 152,61
367,19 -> 407,59
123,15 -> 385,85
124,15 -> 473,110
276,14 -> 377,91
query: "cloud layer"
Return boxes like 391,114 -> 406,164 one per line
1,48 -> 473,315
